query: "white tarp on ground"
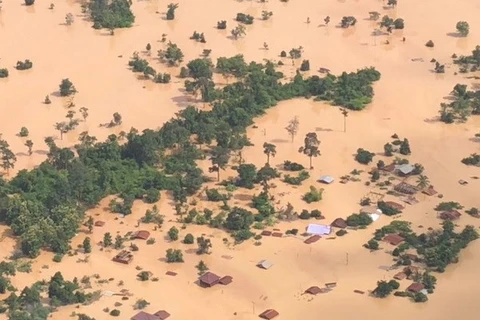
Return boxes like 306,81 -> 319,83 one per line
307,224 -> 332,235
369,213 -> 380,222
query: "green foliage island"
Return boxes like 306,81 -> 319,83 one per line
87,0 -> 135,29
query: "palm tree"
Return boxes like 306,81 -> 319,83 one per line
340,108 -> 349,132
416,175 -> 430,189
263,142 -> 276,165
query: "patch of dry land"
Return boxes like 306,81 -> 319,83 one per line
1,0 -> 480,319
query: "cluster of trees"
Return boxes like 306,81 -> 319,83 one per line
0,55 -> 380,256
128,52 -> 171,83
453,45 -> 480,72
190,31 -> 206,43
384,135 -> 411,156
0,271 -> 91,319
439,83 -> 480,123
158,42 -> 184,66
373,280 -> 399,298
368,220 -> 478,273
86,0 -> 135,29
15,60 -> 33,70
461,153 -> 480,166
379,16 -> 404,32
346,212 -> 372,227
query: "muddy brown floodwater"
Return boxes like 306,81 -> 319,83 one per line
1,0 -> 480,319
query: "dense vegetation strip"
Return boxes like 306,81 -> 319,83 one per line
0,55 -> 380,260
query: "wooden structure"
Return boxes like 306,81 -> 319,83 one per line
383,234 -> 405,246
261,230 -> 272,236
394,182 -> 418,195
131,230 -> 150,240
165,271 -> 177,276
199,272 -> 220,287
112,250 -> 133,264
439,210 -> 462,220
422,185 -> 438,196
219,276 -> 233,285
154,310 -> 171,320
393,272 -> 407,280
259,309 -> 279,320
94,220 -> 105,227
304,286 -> 322,295
304,235 -> 321,244
331,218 -> 347,229
272,232 -> 283,237
406,282 -> 425,293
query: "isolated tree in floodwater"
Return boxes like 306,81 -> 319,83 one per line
54,122 -> 68,140
298,132 -> 321,169
25,140 -> 33,155
285,116 -> 300,142
263,142 -> 276,165
79,107 -> 89,122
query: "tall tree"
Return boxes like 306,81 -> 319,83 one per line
340,108 -> 349,132
54,122 -> 68,140
298,132 -> 321,169
285,116 -> 300,142
0,139 -> 17,173
209,147 -> 230,181
79,107 -> 89,122
263,142 -> 276,165
25,140 -> 34,155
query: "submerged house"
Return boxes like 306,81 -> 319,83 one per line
306,224 -> 331,236
112,250 -> 133,264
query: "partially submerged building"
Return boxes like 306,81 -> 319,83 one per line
131,230 -> 151,240
306,224 -> 331,236
198,272 -> 220,287
383,234 -> 405,246
257,260 -> 274,270
112,250 -> 133,264
259,309 -> 279,320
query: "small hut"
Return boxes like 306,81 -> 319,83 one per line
153,310 -> 171,320
439,210 -> 461,220
318,175 -> 334,184
331,218 -> 347,229
304,286 -> 322,295
422,185 -> 438,196
131,311 -> 159,320
112,250 -> 133,264
261,230 -> 272,236
394,182 -> 418,195
219,276 -> 233,285
304,235 -> 321,244
94,220 -> 105,227
393,272 -> 407,280
257,260 -> 274,270
199,272 -> 220,287
406,282 -> 425,293
396,164 -> 415,176
383,234 -> 405,246
259,309 -> 279,320
131,230 -> 150,240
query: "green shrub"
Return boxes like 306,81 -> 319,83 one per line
302,186 -> 323,203
109,309 -> 120,317
183,233 -> 194,244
